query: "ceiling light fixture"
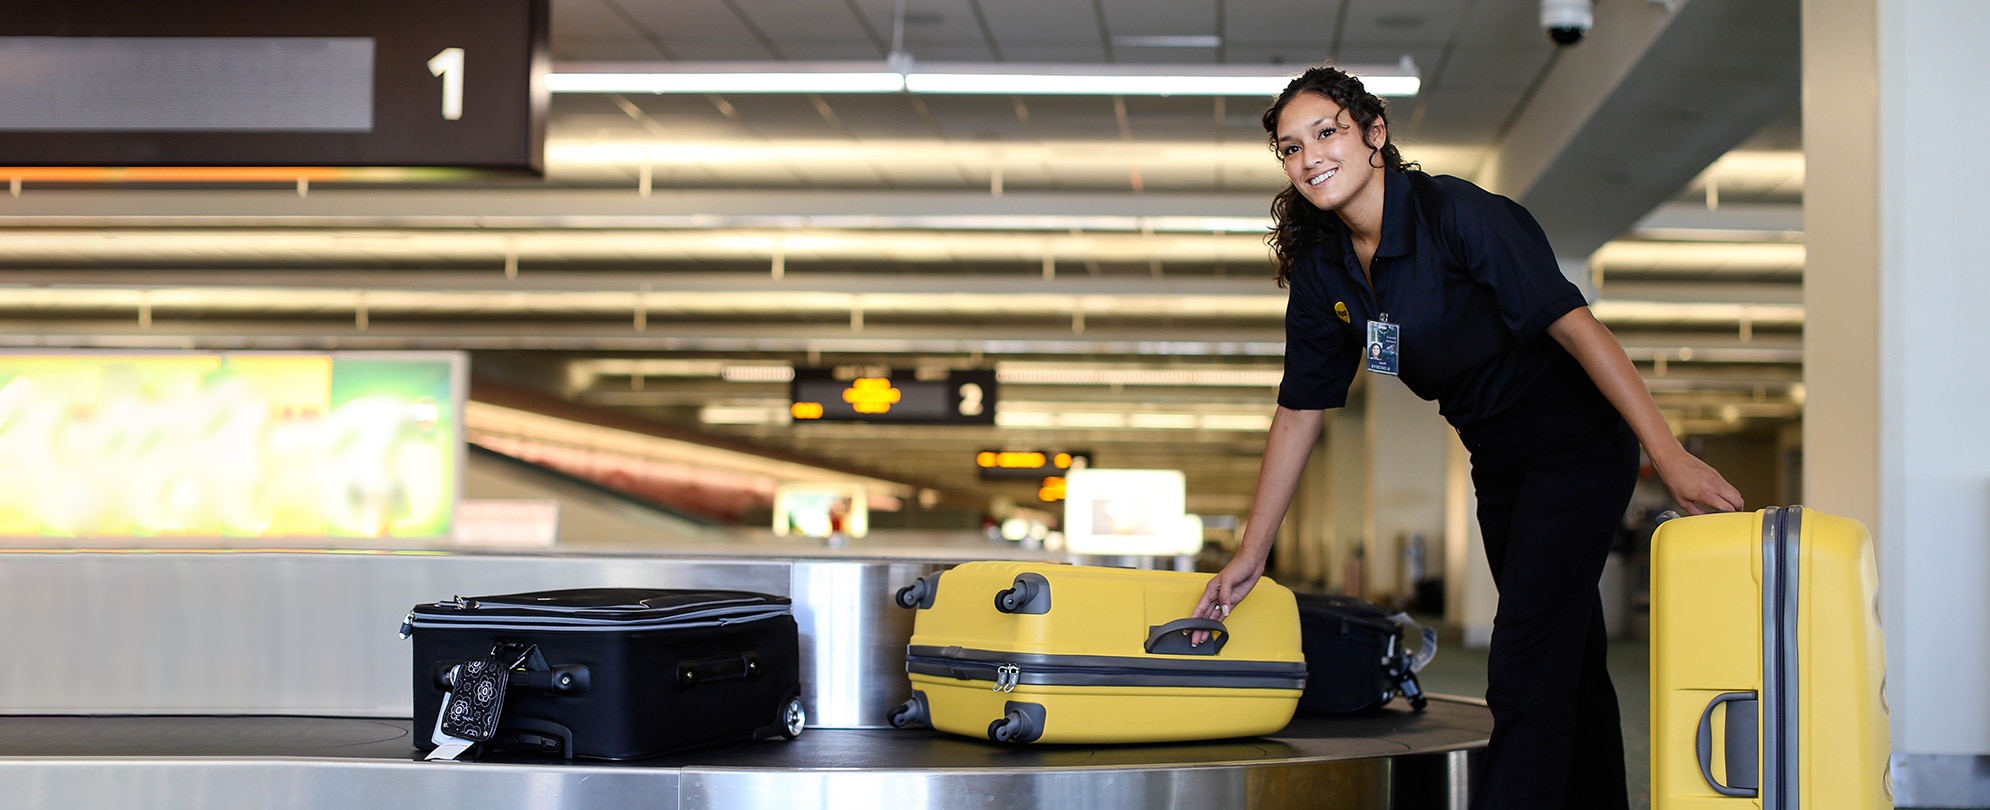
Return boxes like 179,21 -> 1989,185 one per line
1111,36 -> 1223,49
547,58 -> 1420,98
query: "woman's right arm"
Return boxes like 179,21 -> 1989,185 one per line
1188,405 -> 1325,643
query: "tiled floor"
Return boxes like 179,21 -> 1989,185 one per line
1411,620 -> 1653,810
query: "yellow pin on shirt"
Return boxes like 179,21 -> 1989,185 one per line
1334,301 -> 1351,323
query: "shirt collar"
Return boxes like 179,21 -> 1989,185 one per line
1375,169 -> 1414,259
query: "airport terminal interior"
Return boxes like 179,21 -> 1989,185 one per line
2,0 -> 1986,808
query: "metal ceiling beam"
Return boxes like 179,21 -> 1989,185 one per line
0,188 -> 1272,228
1483,0 -> 1802,260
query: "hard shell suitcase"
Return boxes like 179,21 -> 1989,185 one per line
1651,506 -> 1892,809
404,588 -> 805,761
1293,592 -> 1436,715
886,561 -> 1307,744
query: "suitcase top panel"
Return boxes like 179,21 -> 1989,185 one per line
411,588 -> 790,629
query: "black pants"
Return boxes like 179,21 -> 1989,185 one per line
1458,379 -> 1640,810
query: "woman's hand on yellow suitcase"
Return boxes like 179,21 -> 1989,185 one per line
1654,449 -> 1745,516
1189,556 -> 1265,646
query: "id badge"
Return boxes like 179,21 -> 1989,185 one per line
1365,319 -> 1401,376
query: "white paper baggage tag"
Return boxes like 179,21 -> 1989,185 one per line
426,691 -> 476,761
1365,319 -> 1401,376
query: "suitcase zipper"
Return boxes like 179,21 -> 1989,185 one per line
907,651 -> 1307,691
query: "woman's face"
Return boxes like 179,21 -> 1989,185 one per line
1274,92 -> 1386,212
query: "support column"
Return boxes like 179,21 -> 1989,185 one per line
1806,0 -> 1990,801
1328,389 -> 1368,594
1445,431 -> 1498,649
1363,375 -> 1450,607
1275,424 -> 1333,590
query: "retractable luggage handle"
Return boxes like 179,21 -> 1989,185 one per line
1696,691 -> 1761,798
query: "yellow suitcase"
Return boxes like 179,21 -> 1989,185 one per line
886,561 -> 1305,744
1651,506 -> 1892,809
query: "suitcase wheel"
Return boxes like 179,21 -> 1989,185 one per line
985,703 -> 1044,744
993,573 -> 1051,615
780,696 -> 806,740
895,575 -> 939,610
887,692 -> 930,729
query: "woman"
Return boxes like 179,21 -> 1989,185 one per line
1189,66 -> 1744,809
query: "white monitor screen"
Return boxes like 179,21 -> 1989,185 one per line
1061,469 -> 1199,556
773,483 -> 868,539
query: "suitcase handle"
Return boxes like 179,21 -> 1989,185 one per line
1144,618 -> 1229,655
679,652 -> 764,687
1696,691 -> 1760,798
432,660 -> 591,696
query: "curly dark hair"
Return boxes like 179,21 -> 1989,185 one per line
1262,66 -> 1418,287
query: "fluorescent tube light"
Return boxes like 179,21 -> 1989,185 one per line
1111,36 -> 1223,48
546,70 -> 904,95
548,60 -> 1420,97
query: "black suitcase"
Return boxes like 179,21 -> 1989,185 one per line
1293,593 -> 1436,714
403,588 -> 805,760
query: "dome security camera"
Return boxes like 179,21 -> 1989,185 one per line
1541,0 -> 1593,45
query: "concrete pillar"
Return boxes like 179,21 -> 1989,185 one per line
1277,424 -> 1333,589
1445,430 -> 1499,648
1805,0 -> 1990,801
1328,390 -> 1368,593
1363,374 -> 1450,606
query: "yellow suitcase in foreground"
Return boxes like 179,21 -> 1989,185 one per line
887,561 -> 1305,744
1651,506 -> 1892,809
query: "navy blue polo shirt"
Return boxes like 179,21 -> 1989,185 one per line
1276,169 -> 1589,428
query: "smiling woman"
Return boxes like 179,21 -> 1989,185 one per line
1191,64 -> 1745,810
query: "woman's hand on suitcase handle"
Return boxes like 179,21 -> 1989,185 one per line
1190,556 -> 1265,646
1653,449 -> 1745,515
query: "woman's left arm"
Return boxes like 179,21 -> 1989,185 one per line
1546,306 -> 1746,515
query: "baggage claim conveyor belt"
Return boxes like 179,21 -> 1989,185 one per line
0,551 -> 1488,810
0,703 -> 1485,810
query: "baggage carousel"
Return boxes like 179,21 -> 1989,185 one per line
0,547 -> 1488,809
0,699 -> 1485,810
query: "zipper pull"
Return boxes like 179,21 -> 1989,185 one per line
397,612 -> 415,639
993,663 -> 1021,693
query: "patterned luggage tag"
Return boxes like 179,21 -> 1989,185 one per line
440,655 -> 511,742
426,645 -> 541,761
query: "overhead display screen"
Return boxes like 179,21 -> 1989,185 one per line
0,0 -> 548,172
790,367 -> 997,425
0,352 -> 464,540
975,450 -> 1091,481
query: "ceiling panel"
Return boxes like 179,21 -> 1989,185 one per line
1337,0 -> 1466,49
1221,0 -> 1346,49
615,0 -> 778,60
976,2 -> 1105,57
551,0 -> 640,37
1098,0 -> 1219,38
1397,88 -> 1516,144
1435,46 -> 1554,92
552,35 -> 670,61
846,0 -> 991,59
732,0 -> 882,51
1458,0 -> 1552,46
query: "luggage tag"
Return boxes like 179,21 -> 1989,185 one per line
426,644 -> 543,762
1365,318 -> 1401,377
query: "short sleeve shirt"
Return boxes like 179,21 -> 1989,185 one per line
1276,170 -> 1589,427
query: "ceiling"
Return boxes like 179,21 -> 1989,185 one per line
0,0 -> 1806,518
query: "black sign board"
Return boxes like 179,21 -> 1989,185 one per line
0,0 -> 548,172
975,450 -> 1091,481
790,367 -> 997,425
